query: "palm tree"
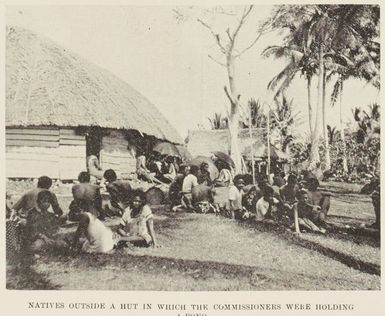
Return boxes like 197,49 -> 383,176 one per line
208,112 -> 228,130
270,94 -> 303,152
266,4 -> 380,171
243,98 -> 267,128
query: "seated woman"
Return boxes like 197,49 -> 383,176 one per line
214,161 -> 233,187
117,190 -> 158,248
162,156 -> 177,183
292,189 -> 326,235
23,190 -> 67,254
136,151 -> 163,185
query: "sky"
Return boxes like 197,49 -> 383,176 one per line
6,5 -> 380,140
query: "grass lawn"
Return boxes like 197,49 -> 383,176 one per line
6,181 -> 380,291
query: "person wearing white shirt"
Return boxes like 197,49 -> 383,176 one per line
227,177 -> 245,219
255,185 -> 279,222
182,165 -> 199,209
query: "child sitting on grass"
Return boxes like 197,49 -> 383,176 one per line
292,189 -> 326,235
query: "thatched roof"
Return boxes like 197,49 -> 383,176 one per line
6,26 -> 182,144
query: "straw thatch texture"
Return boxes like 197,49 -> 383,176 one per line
6,26 -> 182,144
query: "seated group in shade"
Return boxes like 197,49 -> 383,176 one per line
8,170 -> 159,256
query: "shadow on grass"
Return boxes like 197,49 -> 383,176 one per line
36,246 -> 369,291
237,220 -> 380,276
7,261 -> 60,290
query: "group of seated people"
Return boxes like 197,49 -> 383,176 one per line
7,170 -> 160,258
228,173 -> 331,234
136,151 -> 181,185
168,165 -> 332,235
168,160 -> 234,212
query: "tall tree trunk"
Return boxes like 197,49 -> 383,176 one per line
339,78 -> 348,173
322,66 -> 331,170
310,45 -> 323,169
307,76 -> 313,136
226,54 -> 242,173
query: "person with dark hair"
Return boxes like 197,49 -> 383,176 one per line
278,174 -> 299,214
10,176 -> 63,219
103,169 -> 132,216
254,185 -> 279,222
273,171 -> 286,187
169,165 -> 190,212
226,177 -> 245,219
182,165 -> 199,209
117,189 -> 158,247
163,156 -> 177,182
71,202 -> 120,253
136,150 -> 163,184
23,190 -> 67,254
68,171 -> 102,221
197,162 -> 212,186
292,189 -> 326,234
306,177 -> 331,222
214,161 -> 233,187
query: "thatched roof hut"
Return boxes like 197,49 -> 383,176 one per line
6,26 -> 182,180
6,26 -> 182,144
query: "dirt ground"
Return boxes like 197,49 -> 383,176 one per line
6,181 -> 380,291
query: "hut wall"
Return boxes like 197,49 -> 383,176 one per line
6,127 -> 86,180
187,129 -> 264,157
59,128 -> 86,180
6,127 -> 60,178
100,130 -> 136,179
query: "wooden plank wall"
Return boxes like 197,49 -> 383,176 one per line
6,127 -> 60,178
100,131 -> 136,179
6,127 -> 86,180
59,128 -> 86,180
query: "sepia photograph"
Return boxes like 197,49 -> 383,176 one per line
4,4 -> 381,292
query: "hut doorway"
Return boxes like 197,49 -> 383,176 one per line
86,127 -> 103,158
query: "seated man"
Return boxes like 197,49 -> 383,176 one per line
103,169 -> 132,216
169,165 -> 190,211
197,162 -> 212,186
68,171 -> 102,221
23,190 -> 67,254
181,165 -> 199,210
253,185 -> 279,222
278,174 -> 299,217
191,184 -> 217,214
10,176 -> 63,219
305,178 -> 331,222
71,205 -> 119,253
292,189 -> 326,234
